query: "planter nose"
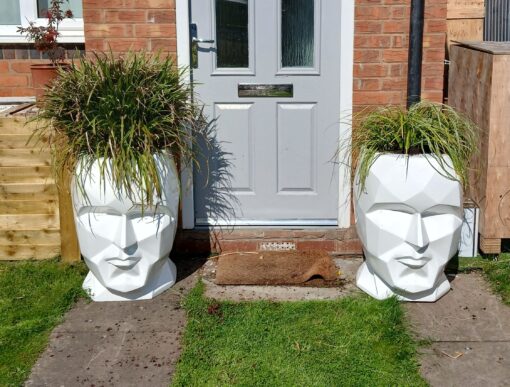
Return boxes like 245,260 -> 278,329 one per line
116,215 -> 138,253
405,214 -> 429,252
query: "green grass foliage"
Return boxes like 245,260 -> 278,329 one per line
173,282 -> 426,387
34,51 -> 204,208
349,101 -> 478,191
0,260 -> 87,386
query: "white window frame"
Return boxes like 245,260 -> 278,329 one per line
0,0 -> 84,44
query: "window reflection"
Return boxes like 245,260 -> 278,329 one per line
216,0 -> 249,68
282,0 -> 314,68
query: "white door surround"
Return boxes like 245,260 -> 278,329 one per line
176,0 -> 354,230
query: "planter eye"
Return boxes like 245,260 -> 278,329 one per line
368,203 -> 415,215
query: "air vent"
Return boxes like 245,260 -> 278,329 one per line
259,241 -> 296,251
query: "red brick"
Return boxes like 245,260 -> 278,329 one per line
354,49 -> 381,63
84,39 -> 106,51
335,239 -> 363,254
354,78 -> 382,91
83,0 -> 124,8
147,10 -> 176,23
214,241 -> 258,253
150,39 -> 177,52
85,24 -> 133,38
354,64 -> 388,78
83,9 -> 104,23
0,75 -> 29,87
10,62 -> 32,73
296,240 -> 336,252
353,91 -> 404,106
107,39 -> 149,51
383,49 -> 408,62
126,0 -> 175,9
105,10 -> 147,23
355,21 -> 383,34
134,24 -> 175,38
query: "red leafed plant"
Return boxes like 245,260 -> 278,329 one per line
17,0 -> 74,64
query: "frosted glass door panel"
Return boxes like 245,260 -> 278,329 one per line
0,0 -> 21,25
215,0 -> 249,68
38,0 -> 83,18
281,0 -> 314,68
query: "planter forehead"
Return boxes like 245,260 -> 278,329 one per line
354,153 -> 463,302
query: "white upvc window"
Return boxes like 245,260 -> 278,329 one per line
0,0 -> 84,44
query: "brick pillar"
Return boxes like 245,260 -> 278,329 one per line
82,0 -> 177,55
353,0 -> 447,109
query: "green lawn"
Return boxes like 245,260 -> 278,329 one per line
0,259 -> 87,386
173,282 -> 426,387
457,254 -> 510,305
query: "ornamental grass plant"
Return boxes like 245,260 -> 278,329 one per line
349,101 -> 479,192
34,51 -> 204,208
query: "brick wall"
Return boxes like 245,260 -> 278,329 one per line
353,0 -> 447,109
174,227 -> 362,255
81,0 -> 447,107
82,0 -> 176,55
0,44 -> 85,97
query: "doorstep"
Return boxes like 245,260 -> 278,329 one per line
174,226 -> 363,255
201,256 -> 363,302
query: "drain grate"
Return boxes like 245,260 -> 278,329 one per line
259,241 -> 296,251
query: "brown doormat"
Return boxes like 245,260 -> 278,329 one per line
215,251 -> 338,285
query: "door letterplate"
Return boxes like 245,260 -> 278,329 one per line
238,84 -> 293,98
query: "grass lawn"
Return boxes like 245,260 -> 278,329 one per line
0,259 -> 87,386
456,254 -> 510,305
173,282 -> 426,386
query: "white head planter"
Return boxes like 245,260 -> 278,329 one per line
354,154 -> 463,302
72,154 -> 179,302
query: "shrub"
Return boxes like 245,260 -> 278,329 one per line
349,101 -> 479,191
34,51 -> 204,207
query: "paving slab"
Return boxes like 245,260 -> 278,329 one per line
406,272 -> 510,387
25,256 -> 204,387
203,256 -> 362,302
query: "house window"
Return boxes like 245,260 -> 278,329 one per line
0,0 -> 84,43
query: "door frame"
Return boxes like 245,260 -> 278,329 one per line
176,0 -> 354,230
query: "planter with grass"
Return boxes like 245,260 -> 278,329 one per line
34,52 -> 202,301
351,102 -> 478,302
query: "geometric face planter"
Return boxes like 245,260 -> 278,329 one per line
71,153 -> 179,302
354,154 -> 463,302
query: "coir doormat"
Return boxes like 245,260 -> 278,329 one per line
215,251 -> 338,285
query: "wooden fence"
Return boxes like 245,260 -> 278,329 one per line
447,0 -> 485,55
0,117 -> 60,260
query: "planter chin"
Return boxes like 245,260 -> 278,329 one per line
71,153 -> 180,302
31,63 -> 70,101
354,153 -> 463,302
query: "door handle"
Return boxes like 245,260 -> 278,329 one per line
192,37 -> 215,44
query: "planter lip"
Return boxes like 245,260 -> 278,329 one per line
371,152 -> 452,160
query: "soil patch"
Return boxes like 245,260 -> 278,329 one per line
215,251 -> 338,285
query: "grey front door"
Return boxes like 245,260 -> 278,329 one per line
192,0 -> 342,226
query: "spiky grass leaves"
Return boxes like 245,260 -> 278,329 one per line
34,51 -> 204,208
350,102 -> 478,192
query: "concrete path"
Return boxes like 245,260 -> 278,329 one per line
25,256 -> 204,387
406,272 -> 510,387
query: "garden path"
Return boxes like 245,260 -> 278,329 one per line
25,256 -> 203,387
406,272 -> 510,386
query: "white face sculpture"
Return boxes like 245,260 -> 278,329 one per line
355,155 -> 463,301
73,156 -> 179,300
